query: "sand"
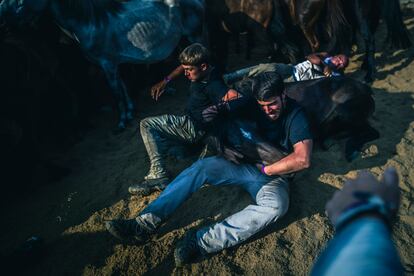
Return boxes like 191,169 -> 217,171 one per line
1,7 -> 414,276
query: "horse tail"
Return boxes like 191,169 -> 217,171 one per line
325,0 -> 352,53
381,0 -> 411,49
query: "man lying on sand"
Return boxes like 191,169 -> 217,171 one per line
223,52 -> 349,84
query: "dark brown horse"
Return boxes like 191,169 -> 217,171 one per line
279,0 -> 351,53
205,0 -> 351,70
205,0 -> 276,70
213,76 -> 378,163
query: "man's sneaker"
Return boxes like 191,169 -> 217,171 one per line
128,177 -> 169,196
174,230 -> 203,267
105,218 -> 151,244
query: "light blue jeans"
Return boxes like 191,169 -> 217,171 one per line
311,217 -> 404,276
137,156 -> 290,253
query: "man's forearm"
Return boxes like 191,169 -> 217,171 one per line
168,65 -> 184,80
263,152 -> 310,176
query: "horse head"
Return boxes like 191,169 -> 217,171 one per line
0,0 -> 48,25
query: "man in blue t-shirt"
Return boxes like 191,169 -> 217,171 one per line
106,72 -> 313,267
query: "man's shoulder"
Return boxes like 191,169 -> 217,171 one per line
284,99 -> 309,125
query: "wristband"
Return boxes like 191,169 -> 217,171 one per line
261,164 -> 266,175
164,76 -> 172,83
335,195 -> 393,232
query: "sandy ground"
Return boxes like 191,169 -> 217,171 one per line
1,7 -> 414,276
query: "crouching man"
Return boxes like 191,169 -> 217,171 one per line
106,72 -> 313,266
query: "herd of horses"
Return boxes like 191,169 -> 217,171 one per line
208,0 -> 411,82
0,0 -> 412,162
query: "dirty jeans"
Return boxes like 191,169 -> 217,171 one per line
140,114 -> 204,179
311,217 -> 404,276
137,156 -> 290,253
223,63 -> 295,85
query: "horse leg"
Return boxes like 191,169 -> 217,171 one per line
297,0 -> 325,52
300,25 -> 320,52
208,19 -> 228,72
268,0 -> 299,63
234,33 -> 241,55
100,62 -> 130,131
247,22 -> 271,60
246,32 -> 254,60
360,24 -> 376,83
356,0 -> 379,83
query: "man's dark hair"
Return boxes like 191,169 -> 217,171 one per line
179,43 -> 210,66
250,72 -> 285,101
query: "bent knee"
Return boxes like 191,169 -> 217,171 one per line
140,117 -> 150,129
257,195 -> 289,218
140,116 -> 162,130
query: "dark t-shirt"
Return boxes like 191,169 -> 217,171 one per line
253,98 -> 313,154
186,68 -> 228,130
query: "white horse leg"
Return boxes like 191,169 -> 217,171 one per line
101,62 -> 129,130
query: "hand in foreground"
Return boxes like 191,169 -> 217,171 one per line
151,80 -> 168,101
222,146 -> 244,164
326,168 -> 400,229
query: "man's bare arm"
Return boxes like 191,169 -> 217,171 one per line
262,139 -> 313,176
306,52 -> 329,66
222,89 -> 242,101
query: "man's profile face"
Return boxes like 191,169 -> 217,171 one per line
257,95 -> 284,121
330,55 -> 348,70
182,63 -> 207,81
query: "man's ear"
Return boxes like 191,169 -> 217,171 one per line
200,63 -> 208,71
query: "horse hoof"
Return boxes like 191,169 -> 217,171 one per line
126,112 -> 135,122
112,122 -> 126,135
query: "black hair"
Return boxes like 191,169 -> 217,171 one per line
249,71 -> 285,101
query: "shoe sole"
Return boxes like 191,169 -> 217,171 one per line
105,221 -> 150,245
128,184 -> 167,196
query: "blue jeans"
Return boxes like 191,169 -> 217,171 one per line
137,156 -> 290,253
311,217 -> 404,276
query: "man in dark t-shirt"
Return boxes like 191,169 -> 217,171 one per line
107,72 -> 313,267
130,43 -> 242,195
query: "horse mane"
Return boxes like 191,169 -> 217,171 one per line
56,0 -> 125,23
